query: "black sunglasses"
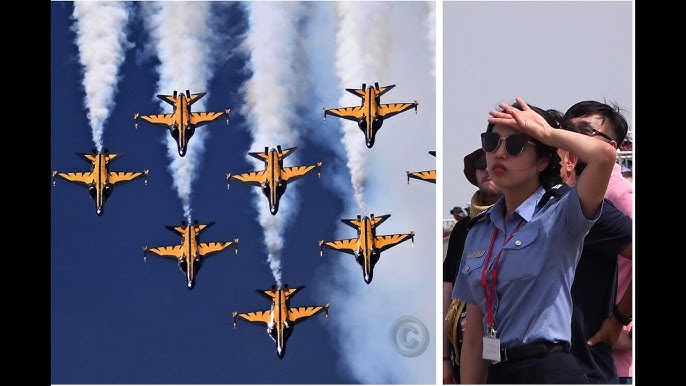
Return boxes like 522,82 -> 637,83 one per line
474,156 -> 487,171
481,132 -> 536,156
575,122 -> 614,143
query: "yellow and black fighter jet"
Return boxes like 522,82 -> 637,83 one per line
226,145 -> 322,215
134,89 -> 230,157
319,213 -> 415,284
406,150 -> 436,184
143,220 -> 238,290
232,285 -> 329,359
323,82 -> 418,148
52,149 -> 148,216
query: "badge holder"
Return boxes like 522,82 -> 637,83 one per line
482,325 -> 501,363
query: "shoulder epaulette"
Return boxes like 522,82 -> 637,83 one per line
537,183 -> 572,208
465,207 -> 490,230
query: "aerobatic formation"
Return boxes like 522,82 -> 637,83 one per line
232,285 -> 329,359
53,81 -> 426,358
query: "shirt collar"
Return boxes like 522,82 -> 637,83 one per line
487,186 -> 547,224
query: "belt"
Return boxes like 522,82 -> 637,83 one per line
498,342 -> 567,364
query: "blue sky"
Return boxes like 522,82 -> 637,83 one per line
51,2 -> 437,384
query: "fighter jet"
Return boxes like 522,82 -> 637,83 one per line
134,89 -> 230,157
319,213 -> 415,284
406,150 -> 436,184
52,149 -> 148,216
226,145 -> 322,215
232,284 -> 329,359
143,220 -> 239,290
323,82 -> 418,148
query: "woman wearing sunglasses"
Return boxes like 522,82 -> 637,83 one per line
452,97 -> 617,384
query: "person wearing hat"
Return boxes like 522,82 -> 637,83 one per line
443,147 -> 503,383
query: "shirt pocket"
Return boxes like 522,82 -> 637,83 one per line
461,254 -> 486,276
497,224 -> 544,282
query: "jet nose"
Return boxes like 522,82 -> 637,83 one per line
270,206 -> 278,215
277,347 -> 285,359
187,280 -> 195,290
364,273 -> 373,284
179,148 -> 186,157
96,208 -> 103,216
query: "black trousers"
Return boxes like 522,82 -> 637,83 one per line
487,351 -> 589,384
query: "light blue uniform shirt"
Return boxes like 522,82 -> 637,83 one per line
452,184 -> 600,348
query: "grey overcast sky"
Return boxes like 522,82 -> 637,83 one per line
442,0 -> 633,215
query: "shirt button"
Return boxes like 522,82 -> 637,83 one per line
514,240 -> 522,246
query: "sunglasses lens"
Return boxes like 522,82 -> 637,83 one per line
474,157 -> 487,170
505,134 -> 528,155
575,122 -> 594,136
481,132 -> 499,152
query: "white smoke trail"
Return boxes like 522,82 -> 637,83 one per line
240,2 -> 308,287
307,2 -> 436,383
328,1 -> 395,214
71,1 -> 132,153
141,1 -> 215,222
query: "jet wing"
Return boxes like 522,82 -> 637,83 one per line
108,171 -> 145,185
377,102 -> 418,119
235,310 -> 271,326
281,163 -> 322,182
198,240 -> 237,258
375,233 -> 414,252
139,113 -> 174,127
190,111 -> 225,128
324,106 -> 364,121
231,170 -> 267,187
54,172 -> 94,186
321,239 -> 358,255
407,170 -> 436,184
146,245 -> 184,260
289,304 -> 328,325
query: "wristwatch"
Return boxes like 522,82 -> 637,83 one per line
612,304 -> 632,326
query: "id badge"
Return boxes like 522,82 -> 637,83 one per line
482,336 -> 501,362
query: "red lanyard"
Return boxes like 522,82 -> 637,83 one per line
480,219 -> 524,331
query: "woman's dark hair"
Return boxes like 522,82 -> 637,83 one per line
486,101 -> 563,189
